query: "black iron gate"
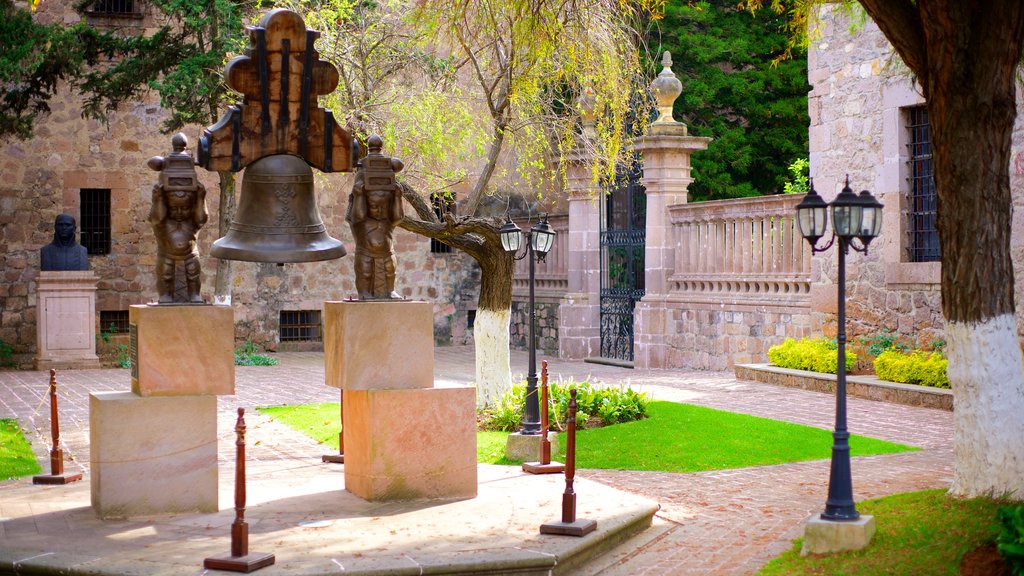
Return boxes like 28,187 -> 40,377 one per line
599,162 -> 645,362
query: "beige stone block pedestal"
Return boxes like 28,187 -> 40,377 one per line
504,431 -> 561,462
90,392 -> 218,518
129,304 -> 234,396
343,386 -> 477,501
801,513 -> 876,555
324,301 -> 434,390
34,271 -> 100,370
325,300 -> 477,501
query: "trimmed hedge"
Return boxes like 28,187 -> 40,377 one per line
767,337 -> 856,374
873,350 -> 950,389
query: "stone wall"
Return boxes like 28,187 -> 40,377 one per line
509,298 -> 560,356
807,6 -> 1024,347
0,4 -> 480,366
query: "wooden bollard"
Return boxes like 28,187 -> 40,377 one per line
540,388 -> 596,537
204,408 -> 275,573
33,369 -> 82,485
523,360 -> 564,474
322,392 -> 344,464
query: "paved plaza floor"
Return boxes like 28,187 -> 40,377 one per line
0,346 -> 954,575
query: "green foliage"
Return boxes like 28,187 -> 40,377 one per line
760,489 -> 1009,576
857,329 -> 911,358
873,350 -> 950,389
0,418 -> 42,480
477,383 -> 527,432
97,323 -> 131,369
767,337 -> 856,374
782,157 -> 809,195
998,505 -> 1024,575
660,1 -> 810,200
0,339 -> 15,368
235,340 -> 279,367
477,380 -> 650,432
74,0 -> 254,133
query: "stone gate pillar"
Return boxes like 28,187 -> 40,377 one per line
633,52 -> 710,369
558,91 -> 603,360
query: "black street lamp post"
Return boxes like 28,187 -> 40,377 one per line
501,213 -> 556,436
795,176 -> 883,521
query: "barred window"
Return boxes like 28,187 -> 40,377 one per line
906,106 -> 940,262
429,192 -> 454,254
279,310 -> 322,342
99,310 -> 130,333
92,0 -> 136,15
80,188 -> 111,255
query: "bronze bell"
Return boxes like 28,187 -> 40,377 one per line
211,154 -> 346,263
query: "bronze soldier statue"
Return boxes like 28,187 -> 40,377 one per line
346,134 -> 405,300
147,133 -> 209,303
40,214 -> 89,271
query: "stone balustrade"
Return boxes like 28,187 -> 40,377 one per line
667,195 -> 811,306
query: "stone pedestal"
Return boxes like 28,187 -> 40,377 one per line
801,513 -> 876,555
504,431 -> 561,462
343,387 -> 477,501
129,304 -> 234,396
325,300 -> 477,501
34,271 -> 100,370
324,301 -> 434,390
90,392 -> 218,517
632,125 -> 711,369
558,149 -> 602,360
90,305 -> 234,518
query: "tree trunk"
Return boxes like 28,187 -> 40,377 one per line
473,242 -> 516,407
919,2 -> 1024,497
859,0 -> 1024,496
213,171 -> 235,305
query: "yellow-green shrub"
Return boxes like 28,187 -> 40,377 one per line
767,337 -> 856,374
873,350 -> 950,389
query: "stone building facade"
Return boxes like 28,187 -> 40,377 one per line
806,6 -> 1024,347
0,2 -> 481,367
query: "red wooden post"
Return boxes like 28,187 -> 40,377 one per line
33,369 -> 82,485
204,408 -> 275,573
523,360 -> 564,474
540,388 -> 596,536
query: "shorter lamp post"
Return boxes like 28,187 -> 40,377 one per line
795,176 -> 883,521
500,213 -> 557,435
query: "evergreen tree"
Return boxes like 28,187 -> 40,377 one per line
657,1 -> 810,200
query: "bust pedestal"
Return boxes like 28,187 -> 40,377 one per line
34,271 -> 101,370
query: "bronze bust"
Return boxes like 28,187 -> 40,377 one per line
40,214 -> 89,271
346,134 -> 405,300
147,133 -> 209,303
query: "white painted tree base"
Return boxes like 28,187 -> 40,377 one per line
473,308 -> 513,408
946,314 -> 1024,497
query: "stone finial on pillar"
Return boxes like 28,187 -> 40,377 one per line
577,87 -> 598,141
650,51 -> 683,128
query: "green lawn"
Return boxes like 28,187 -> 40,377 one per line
259,400 -> 915,472
560,401 -> 915,472
0,419 -> 41,480
759,489 -> 1008,575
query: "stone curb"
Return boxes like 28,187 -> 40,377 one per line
734,363 -> 953,411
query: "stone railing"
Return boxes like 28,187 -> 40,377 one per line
512,213 -> 569,297
667,195 -> 811,306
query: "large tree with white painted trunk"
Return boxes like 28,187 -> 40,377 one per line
755,0 -> 1024,496
856,0 -> 1024,498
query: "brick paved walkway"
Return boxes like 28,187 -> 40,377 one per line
0,346 -> 953,575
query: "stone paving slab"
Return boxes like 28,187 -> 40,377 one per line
0,462 -> 657,576
0,346 -> 955,575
